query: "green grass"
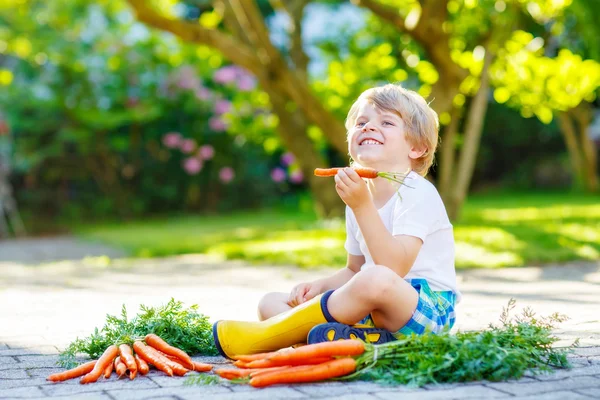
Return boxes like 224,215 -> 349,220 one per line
75,192 -> 600,269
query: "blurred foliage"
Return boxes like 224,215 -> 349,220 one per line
78,191 -> 600,269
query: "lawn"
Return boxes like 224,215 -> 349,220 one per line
76,192 -> 600,269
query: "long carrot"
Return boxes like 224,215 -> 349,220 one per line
147,347 -> 188,376
315,167 -> 379,178
119,344 -> 138,380
246,356 -> 333,369
265,340 -> 365,365
114,356 -> 127,379
80,345 -> 119,384
233,351 -> 279,362
103,361 -> 113,379
216,366 -> 289,380
249,358 -> 357,388
133,341 -> 173,377
135,354 -> 149,375
145,334 -> 194,370
47,361 -> 96,382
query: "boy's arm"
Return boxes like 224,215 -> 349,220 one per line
353,204 -> 422,277
317,254 -> 364,292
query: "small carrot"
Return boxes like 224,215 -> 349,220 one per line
144,334 -> 194,370
114,356 -> 127,379
314,167 -> 379,179
147,347 -> 188,376
133,341 -> 173,377
246,356 -> 334,369
135,354 -> 149,375
250,358 -> 357,388
80,345 -> 119,384
265,340 -> 365,365
103,361 -> 113,379
233,360 -> 251,368
192,361 -> 213,372
233,351 -> 279,362
47,361 -> 96,382
119,344 -> 138,380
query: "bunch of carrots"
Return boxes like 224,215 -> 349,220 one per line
47,334 -> 213,384
215,339 -> 366,388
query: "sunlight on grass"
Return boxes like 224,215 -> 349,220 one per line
77,192 -> 600,269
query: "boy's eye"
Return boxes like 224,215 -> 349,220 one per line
383,121 -> 394,126
356,121 -> 366,127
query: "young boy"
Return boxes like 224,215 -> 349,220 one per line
213,84 -> 460,358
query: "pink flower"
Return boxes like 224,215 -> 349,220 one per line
180,138 -> 197,154
162,132 -> 182,148
214,99 -> 232,115
198,145 -> 215,160
183,157 -> 203,175
280,152 -> 295,166
195,87 -> 212,100
290,170 -> 304,184
209,116 -> 227,132
219,167 -> 235,183
213,66 -> 238,84
271,167 -> 286,183
237,75 -> 256,91
177,66 -> 200,90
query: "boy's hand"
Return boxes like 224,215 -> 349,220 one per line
288,282 -> 322,307
335,168 -> 371,211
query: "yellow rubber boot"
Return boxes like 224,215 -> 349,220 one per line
213,290 -> 337,359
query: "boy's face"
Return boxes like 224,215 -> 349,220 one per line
348,101 -> 415,171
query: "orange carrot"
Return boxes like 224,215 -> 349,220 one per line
233,360 -> 251,368
103,361 -> 113,379
246,356 -> 334,369
265,340 -> 365,365
133,341 -> 173,377
47,361 -> 96,382
192,361 -> 213,372
314,167 -> 379,179
216,366 -> 289,380
233,351 -> 279,362
135,354 -> 149,375
250,358 -> 357,388
145,334 -> 194,370
114,356 -> 127,379
118,344 -> 137,380
80,345 -> 119,384
147,347 -> 188,376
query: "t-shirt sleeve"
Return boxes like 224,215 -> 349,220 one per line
344,207 -> 363,256
392,190 -> 439,242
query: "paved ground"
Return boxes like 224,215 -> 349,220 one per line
1,236 -> 599,399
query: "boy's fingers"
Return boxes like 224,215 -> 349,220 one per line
337,170 -> 353,185
344,168 -> 360,183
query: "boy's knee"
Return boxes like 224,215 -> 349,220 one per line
353,265 -> 398,300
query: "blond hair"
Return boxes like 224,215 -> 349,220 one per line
345,84 -> 439,176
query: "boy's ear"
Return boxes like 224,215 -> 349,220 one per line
409,145 -> 427,160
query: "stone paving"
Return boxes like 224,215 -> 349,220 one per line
1,236 -> 599,399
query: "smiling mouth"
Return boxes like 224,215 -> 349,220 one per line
359,139 -> 383,146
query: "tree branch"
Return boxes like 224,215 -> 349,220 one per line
272,0 -> 310,76
126,0 -> 260,73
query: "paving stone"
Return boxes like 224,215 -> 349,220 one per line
41,377 -> 158,396
14,356 -> 60,369
511,390 -> 595,399
533,364 -> 600,381
26,394 -> 112,400
0,369 -> 29,379
25,368 -> 63,379
0,344 -> 8,350
147,375 -> 196,388
575,388 -> 600,397
179,387 -> 307,400
321,395 -> 381,400
340,381 -> 423,393
0,347 -> 59,357
485,376 -> 600,396
573,348 -> 600,357
373,385 -> 508,399
106,386 -> 233,400
0,387 -> 45,399
294,381 -> 360,397
0,378 -> 50,390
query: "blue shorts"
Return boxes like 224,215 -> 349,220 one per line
359,278 -> 456,338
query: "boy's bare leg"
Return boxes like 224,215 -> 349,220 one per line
257,292 -> 292,321
326,265 -> 419,332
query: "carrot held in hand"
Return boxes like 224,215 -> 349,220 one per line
133,341 -> 173,377
80,345 -> 119,384
249,358 -> 357,388
144,333 -> 194,370
47,360 -> 96,382
119,344 -> 138,380
135,354 -> 149,375
315,167 -> 379,179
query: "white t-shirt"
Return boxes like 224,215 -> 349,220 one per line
345,171 -> 461,302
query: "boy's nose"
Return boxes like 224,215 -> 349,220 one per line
361,122 -> 376,131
